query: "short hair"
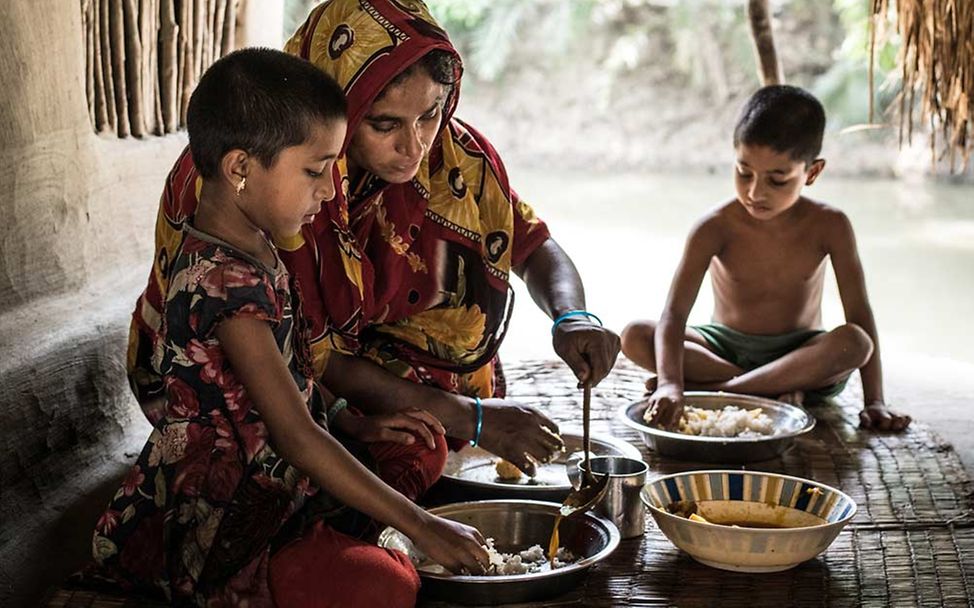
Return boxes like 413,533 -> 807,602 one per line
187,47 -> 347,179
383,49 -> 460,96
733,85 -> 826,166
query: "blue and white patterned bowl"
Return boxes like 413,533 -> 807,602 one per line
642,470 -> 856,572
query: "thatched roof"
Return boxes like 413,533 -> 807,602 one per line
871,0 -> 973,171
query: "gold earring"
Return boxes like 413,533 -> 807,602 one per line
235,177 -> 247,195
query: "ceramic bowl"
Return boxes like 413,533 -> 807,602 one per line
641,470 -> 856,572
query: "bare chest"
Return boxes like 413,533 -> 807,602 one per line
712,237 -> 827,292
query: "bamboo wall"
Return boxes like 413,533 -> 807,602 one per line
81,0 -> 239,138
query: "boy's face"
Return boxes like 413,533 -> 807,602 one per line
246,119 -> 347,237
346,70 -> 447,184
733,143 -> 824,220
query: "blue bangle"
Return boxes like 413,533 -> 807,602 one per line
551,310 -> 603,335
469,396 -> 483,447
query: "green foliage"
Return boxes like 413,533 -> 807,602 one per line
282,0 -> 901,128
665,1 -> 756,90
425,0 -> 492,30
284,0 -> 318,40
811,0 -> 900,129
428,0 -> 598,81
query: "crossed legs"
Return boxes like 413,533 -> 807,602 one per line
620,320 -> 872,405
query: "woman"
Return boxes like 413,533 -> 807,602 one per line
128,0 -> 620,496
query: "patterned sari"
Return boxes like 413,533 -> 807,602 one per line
128,0 -> 550,418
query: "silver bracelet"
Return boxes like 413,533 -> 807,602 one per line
326,397 -> 349,424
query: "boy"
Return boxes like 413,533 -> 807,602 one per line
621,85 -> 910,432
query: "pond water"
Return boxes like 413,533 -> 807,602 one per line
499,169 -> 974,372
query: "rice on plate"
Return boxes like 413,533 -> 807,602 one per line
417,537 -> 577,576
645,405 -> 778,437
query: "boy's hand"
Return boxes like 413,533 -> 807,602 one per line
335,409 -> 445,449
858,401 -> 911,432
412,513 -> 490,575
646,384 -> 684,430
553,319 -> 621,387
478,399 -> 564,477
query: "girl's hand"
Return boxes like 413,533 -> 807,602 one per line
334,409 -> 445,449
411,512 -> 489,575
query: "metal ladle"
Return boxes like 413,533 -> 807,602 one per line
558,383 -> 610,518
548,382 -> 610,563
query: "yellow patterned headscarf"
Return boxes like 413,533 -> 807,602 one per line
278,1 -> 551,394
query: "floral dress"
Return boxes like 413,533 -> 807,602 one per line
93,226 -> 326,607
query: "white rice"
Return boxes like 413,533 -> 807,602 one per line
415,537 -> 576,576
482,538 -> 576,575
676,405 -> 777,437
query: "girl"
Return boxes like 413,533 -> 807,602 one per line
92,48 -> 487,608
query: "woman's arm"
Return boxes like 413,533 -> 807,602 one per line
322,351 -> 474,435
514,237 -> 621,386
216,317 -> 488,572
322,352 -> 563,476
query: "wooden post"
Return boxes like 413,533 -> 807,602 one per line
747,0 -> 783,86
159,0 -> 177,133
138,0 -> 158,135
82,0 -> 239,135
99,0 -> 118,132
109,0 -> 130,137
91,0 -> 109,131
83,0 -> 95,127
222,0 -> 235,54
123,0 -> 144,137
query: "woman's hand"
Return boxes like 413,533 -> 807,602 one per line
410,512 -> 490,575
553,319 -> 621,387
476,400 -> 564,477
645,383 -> 684,430
334,409 -> 445,449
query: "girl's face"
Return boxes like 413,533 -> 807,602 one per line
733,143 -> 824,220
346,70 -> 448,184
243,119 -> 347,237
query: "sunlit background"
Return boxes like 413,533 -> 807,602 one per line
282,1 -> 974,446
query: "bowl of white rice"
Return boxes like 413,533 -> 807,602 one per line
619,392 -> 815,463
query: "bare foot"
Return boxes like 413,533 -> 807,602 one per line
859,404 -> 912,432
644,376 -> 658,395
777,390 -> 805,406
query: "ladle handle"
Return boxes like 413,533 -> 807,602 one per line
582,383 -> 592,481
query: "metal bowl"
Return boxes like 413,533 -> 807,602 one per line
438,431 -> 641,501
377,500 -> 620,605
618,392 -> 815,463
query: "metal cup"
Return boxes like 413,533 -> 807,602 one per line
569,455 -> 648,538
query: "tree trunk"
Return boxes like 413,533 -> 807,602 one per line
747,0 -> 783,86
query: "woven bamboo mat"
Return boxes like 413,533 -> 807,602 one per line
421,359 -> 974,608
46,359 -> 974,607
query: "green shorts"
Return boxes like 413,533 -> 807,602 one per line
690,322 -> 850,402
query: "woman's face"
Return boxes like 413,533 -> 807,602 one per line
346,69 -> 448,184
